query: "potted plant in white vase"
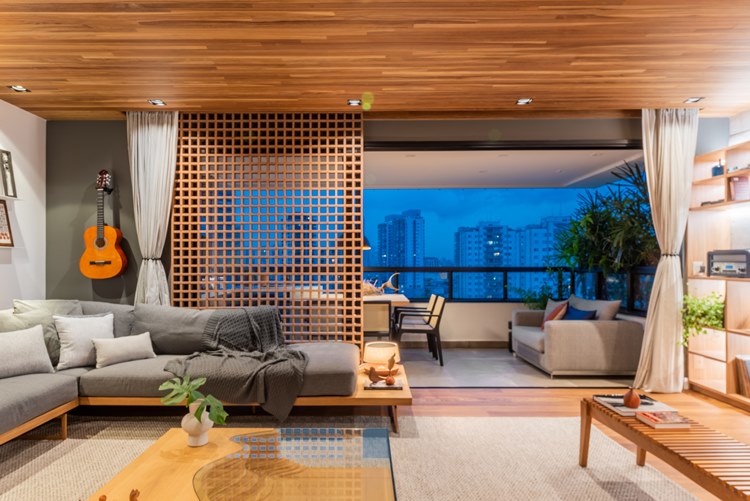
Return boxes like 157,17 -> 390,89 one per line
159,376 -> 228,447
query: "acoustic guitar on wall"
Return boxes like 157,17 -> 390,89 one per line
79,170 -> 127,279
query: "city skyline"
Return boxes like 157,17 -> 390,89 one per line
364,188 -> 591,262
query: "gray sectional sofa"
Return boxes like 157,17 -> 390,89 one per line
0,299 -> 360,446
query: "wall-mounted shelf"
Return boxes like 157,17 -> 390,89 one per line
687,138 -> 750,412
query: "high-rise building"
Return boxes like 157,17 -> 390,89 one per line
454,227 -> 482,298
377,209 -> 426,295
453,216 -> 569,298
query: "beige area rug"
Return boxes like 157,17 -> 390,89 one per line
0,415 -> 694,501
402,348 -> 633,388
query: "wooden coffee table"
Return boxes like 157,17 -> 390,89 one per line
90,427 -> 395,501
580,398 -> 750,500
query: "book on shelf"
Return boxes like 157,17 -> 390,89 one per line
736,355 -> 750,398
364,379 -> 404,390
593,394 -> 675,416
635,411 -> 691,429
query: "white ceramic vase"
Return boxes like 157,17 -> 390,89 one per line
181,400 -> 213,447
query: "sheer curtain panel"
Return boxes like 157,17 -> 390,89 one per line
634,108 -> 699,393
127,111 -> 178,305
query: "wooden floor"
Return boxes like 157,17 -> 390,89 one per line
391,388 -> 750,501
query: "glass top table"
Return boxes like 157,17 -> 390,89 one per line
194,427 -> 395,500
90,427 -> 395,501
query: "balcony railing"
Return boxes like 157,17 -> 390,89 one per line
364,266 -> 656,314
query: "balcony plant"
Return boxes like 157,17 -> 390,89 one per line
554,162 -> 659,275
681,292 -> 725,347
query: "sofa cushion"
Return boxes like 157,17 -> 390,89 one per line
13,299 -> 83,316
133,303 -> 212,355
541,302 -> 567,330
93,332 -> 156,368
543,299 -> 568,320
56,367 -> 93,378
0,309 -> 60,366
568,295 -> 621,320
0,373 -> 78,436
513,325 -> 545,353
0,325 -> 54,378
55,314 -> 115,370
80,301 -> 135,338
78,343 -> 360,399
78,355 -> 186,397
289,342 -> 359,396
563,306 -> 597,321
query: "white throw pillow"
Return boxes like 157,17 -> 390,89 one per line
0,325 -> 54,378
54,313 -> 114,370
92,332 -> 157,369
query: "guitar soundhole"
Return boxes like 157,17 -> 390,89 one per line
95,237 -> 107,249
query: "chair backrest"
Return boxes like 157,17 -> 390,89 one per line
363,301 -> 391,333
429,295 -> 446,328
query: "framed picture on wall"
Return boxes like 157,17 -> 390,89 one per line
0,200 -> 13,247
1,149 -> 17,198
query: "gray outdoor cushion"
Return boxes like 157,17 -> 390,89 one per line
289,342 -> 359,396
133,303 -> 212,355
0,373 -> 78,436
78,355 -> 186,397
81,301 -> 135,338
513,325 -> 546,353
568,295 -> 621,321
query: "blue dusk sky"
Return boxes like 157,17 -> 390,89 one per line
364,188 -> 595,260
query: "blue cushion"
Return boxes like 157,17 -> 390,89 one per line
562,306 -> 597,320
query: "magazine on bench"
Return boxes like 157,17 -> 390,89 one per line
593,393 -> 675,416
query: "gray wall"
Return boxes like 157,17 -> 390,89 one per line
46,121 -> 141,304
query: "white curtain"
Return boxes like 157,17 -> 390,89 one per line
127,111 -> 178,305
634,108 -> 699,393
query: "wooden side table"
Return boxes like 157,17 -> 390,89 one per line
579,398 -> 750,500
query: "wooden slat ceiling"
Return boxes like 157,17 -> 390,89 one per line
2,1 -> 750,120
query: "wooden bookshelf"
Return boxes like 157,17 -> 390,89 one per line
687,139 -> 750,412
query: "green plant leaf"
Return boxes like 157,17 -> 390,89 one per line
681,292 -> 725,346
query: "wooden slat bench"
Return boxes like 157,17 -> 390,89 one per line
580,398 -> 750,500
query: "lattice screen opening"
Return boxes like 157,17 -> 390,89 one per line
172,113 -> 363,346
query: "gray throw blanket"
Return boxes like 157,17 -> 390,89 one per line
164,307 -> 308,421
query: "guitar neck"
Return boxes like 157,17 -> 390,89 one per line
96,189 -> 105,240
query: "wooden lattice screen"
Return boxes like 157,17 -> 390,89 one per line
172,112 -> 363,345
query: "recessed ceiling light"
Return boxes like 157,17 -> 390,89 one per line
684,97 -> 704,104
516,98 -> 533,106
148,99 -> 167,106
8,85 -> 30,93
347,99 -> 362,107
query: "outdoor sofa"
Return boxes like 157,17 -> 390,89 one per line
511,295 -> 645,377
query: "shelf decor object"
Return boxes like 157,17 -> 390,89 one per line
0,200 -> 13,247
687,138 -> 750,412
0,149 -> 16,198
